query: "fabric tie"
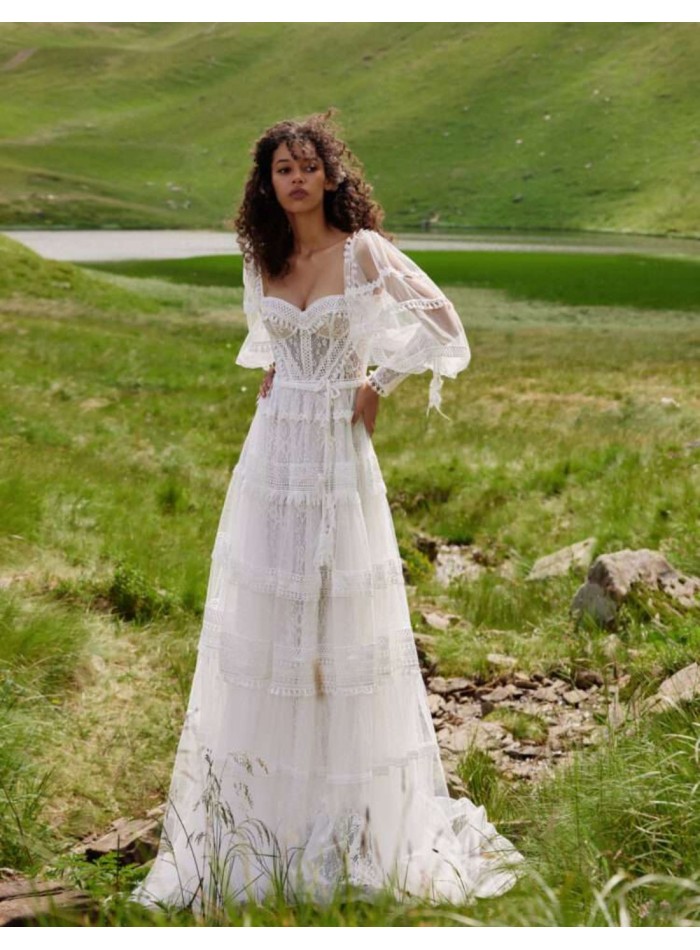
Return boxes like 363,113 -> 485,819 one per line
274,376 -> 365,571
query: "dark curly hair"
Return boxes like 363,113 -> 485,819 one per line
232,107 -> 392,279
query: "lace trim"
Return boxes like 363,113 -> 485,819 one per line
201,611 -> 417,655
261,299 -> 350,334
345,264 -> 404,297
225,742 -> 440,783
207,550 -> 405,598
364,343 -> 470,375
366,372 -> 387,397
198,624 -> 422,696
229,479 -> 386,508
255,398 -> 356,424
238,338 -> 273,354
229,452 -> 387,501
196,654 -> 423,697
343,229 -> 361,296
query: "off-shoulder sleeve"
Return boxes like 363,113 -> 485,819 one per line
235,255 -> 275,370
349,229 -> 471,417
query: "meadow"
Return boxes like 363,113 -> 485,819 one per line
1,232 -> 699,925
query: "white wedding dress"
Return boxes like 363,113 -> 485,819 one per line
129,229 -> 525,912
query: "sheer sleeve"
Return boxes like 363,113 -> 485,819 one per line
349,229 -> 471,417
235,255 -> 275,371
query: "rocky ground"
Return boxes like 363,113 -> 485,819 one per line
423,659 -> 621,789
417,542 -> 700,791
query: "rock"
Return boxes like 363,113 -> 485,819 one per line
73,816 -> 161,865
571,582 -> 618,629
413,532 -> 439,562
641,662 -> 700,713
420,609 -> 461,631
0,876 -> 94,925
562,688 -> 588,706
428,675 -> 474,696
428,676 -> 449,695
442,677 -> 474,695
504,744 -> 542,759
421,610 -> 450,631
531,685 -> 561,703
441,720 -> 503,753
571,548 -> 700,629
427,693 -> 446,715
434,545 -> 487,586
486,652 -> 517,670
527,537 -> 597,580
660,573 -> 700,609
512,672 -> 539,689
573,668 -> 604,689
548,724 -> 571,739
482,683 -> 523,703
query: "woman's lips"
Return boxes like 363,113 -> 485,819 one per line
290,190 -> 308,198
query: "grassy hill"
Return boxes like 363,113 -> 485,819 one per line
0,22 -> 698,236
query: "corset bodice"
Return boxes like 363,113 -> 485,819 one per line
260,295 -> 364,383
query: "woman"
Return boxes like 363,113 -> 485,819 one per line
129,110 -> 525,913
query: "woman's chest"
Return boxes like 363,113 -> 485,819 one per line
261,295 -> 351,341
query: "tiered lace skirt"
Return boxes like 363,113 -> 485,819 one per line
129,380 -> 525,912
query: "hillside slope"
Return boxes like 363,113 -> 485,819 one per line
0,22 -> 698,236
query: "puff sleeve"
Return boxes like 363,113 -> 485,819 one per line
349,229 -> 471,417
235,255 -> 275,371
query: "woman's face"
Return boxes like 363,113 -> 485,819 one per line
269,140 -> 331,214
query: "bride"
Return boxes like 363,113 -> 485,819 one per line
129,109 -> 525,913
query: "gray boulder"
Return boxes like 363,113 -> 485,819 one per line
571,548 -> 700,629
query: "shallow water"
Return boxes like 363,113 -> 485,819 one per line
2,227 -> 698,263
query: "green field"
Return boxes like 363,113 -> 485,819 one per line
1,232 -> 699,924
1,22 -> 699,236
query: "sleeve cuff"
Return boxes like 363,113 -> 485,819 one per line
366,366 -> 410,397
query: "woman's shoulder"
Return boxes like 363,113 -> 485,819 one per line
348,228 -> 400,283
350,227 -> 391,248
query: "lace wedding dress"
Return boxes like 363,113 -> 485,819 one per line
129,228 -> 525,912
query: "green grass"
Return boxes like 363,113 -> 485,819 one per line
0,23 -> 699,235
0,232 -> 160,312
482,708 -> 549,743
88,249 -> 700,312
1,232 -> 699,924
30,699 -> 700,925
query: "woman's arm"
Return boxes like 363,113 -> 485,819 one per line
352,231 -> 471,416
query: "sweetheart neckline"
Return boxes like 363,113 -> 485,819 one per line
261,293 -> 347,315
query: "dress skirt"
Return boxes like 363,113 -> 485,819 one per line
129,379 -> 525,912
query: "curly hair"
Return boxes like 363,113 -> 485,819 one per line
232,107 -> 392,279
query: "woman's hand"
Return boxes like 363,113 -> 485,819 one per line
352,381 -> 380,436
258,365 -> 275,399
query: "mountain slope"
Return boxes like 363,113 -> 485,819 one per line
0,22 -> 698,236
